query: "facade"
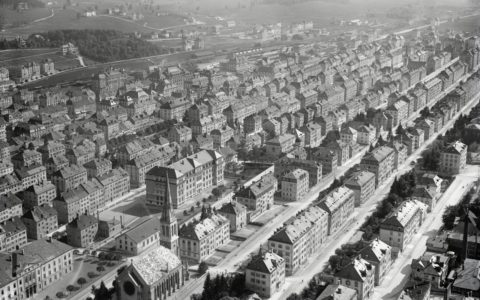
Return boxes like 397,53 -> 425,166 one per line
379,200 -> 427,253
0,239 -> 73,300
235,173 -> 277,220
218,201 -> 248,232
335,257 -> 376,300
115,246 -> 185,300
268,206 -> 328,275
145,149 -> 224,209
360,146 -> 395,187
439,141 -> 467,175
318,186 -> 355,236
115,217 -> 162,256
51,164 -> 88,193
0,193 -> 23,223
317,284 -> 357,300
245,251 -> 286,298
96,168 -> 130,204
66,214 -> 99,248
21,205 -> 58,240
344,171 -> 376,207
20,181 -> 57,210
281,169 -> 309,201
178,208 -> 229,263
359,239 -> 393,286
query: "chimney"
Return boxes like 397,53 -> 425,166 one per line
11,253 -> 18,277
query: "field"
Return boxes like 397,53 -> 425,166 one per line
0,7 -> 52,27
0,48 -> 84,71
439,14 -> 480,34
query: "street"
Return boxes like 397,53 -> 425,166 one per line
272,86 -> 480,300
372,165 -> 479,300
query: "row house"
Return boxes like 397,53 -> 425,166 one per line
15,164 -> 47,189
84,158 -> 112,178
0,216 -> 27,253
224,100 -> 256,127
51,164 -> 88,193
385,99 -> 408,128
402,128 -> 424,155
20,181 -> 56,209
66,144 -> 95,166
281,169 -> 309,202
37,140 -> 66,161
145,149 -> 224,209
45,154 -> 70,178
211,126 -> 234,149
168,125 -> 192,143
318,186 -> 355,236
66,214 -> 98,248
423,78 -> 443,103
97,168 -> 130,204
268,206 -> 328,275
244,115 -> 263,134
309,147 -> 338,175
190,115 -> 227,136
159,97 -> 191,121
0,193 -> 22,223
54,184 -> 92,224
11,149 -> 42,169
116,138 -> 156,166
300,122 -> 323,148
390,141 -> 408,170
274,157 -> 322,188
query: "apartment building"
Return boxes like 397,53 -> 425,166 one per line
379,200 -> 427,253
178,208 -> 230,263
124,148 -> 167,188
51,164 -> 88,193
281,169 -> 309,201
115,217 -> 162,256
245,251 -> 286,298
439,141 -> 467,175
66,214 -> 99,248
0,216 -> 27,253
268,206 -> 328,275
318,186 -> 355,236
235,173 -> 277,220
84,158 -> 113,178
266,133 -> 296,156
344,171 -> 376,207
15,164 -> 47,190
145,149 -> 224,209
20,181 -> 57,209
0,193 -> 23,223
218,201 -> 248,233
0,239 -> 73,299
360,146 -> 395,188
21,205 -> 58,240
335,257 -> 376,300
359,239 -> 393,286
274,157 -> 322,188
96,168 -> 130,204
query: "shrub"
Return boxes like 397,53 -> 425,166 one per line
97,266 -> 106,272
56,292 -> 65,298
77,277 -> 87,286
66,285 -> 76,292
87,272 -> 98,278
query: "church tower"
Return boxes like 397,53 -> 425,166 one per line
160,173 -> 179,256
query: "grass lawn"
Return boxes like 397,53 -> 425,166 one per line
0,50 -> 83,71
0,8 -> 51,26
0,48 -> 57,61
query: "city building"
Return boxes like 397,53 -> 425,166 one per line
344,171 -> 376,207
51,164 -> 88,193
439,141 -> 467,175
268,206 -> 328,275
115,217 -> 162,256
359,239 -> 392,286
0,193 -> 23,223
235,173 -> 277,220
411,252 -> 450,288
318,186 -> 355,236
379,200 -> 427,254
316,284 -> 357,300
21,205 -> 58,240
360,146 -> 395,187
334,257 -> 375,300
66,214 -> 99,248
245,250 -> 286,298
218,201 -> 248,232
145,149 -> 224,208
281,169 -> 309,201
178,207 -> 229,263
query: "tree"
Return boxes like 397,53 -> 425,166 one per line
77,277 -> 87,287
66,285 -> 76,292
201,273 -> 214,300
196,201 -> 201,208
190,206 -> 195,213
183,210 -> 188,216
396,124 -> 405,136
328,255 -> 342,272
198,261 -> 209,275
93,281 -> 110,300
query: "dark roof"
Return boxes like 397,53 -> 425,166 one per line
67,214 -> 98,230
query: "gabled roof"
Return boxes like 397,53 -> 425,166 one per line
246,251 -> 284,274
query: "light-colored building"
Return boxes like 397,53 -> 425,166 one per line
0,216 -> 27,253
439,141 -> 467,175
379,200 -> 427,254
115,246 -> 185,300
66,214 -> 99,248
145,149 -> 224,209
96,168 -> 130,204
335,257 -> 376,300
245,250 -> 286,298
218,201 -> 248,232
344,171 -> 376,207
124,148 -> 167,188
235,173 -> 277,220
0,193 -> 23,223
411,252 -> 450,288
178,208 -> 229,263
268,206 -> 328,275
0,239 -> 73,300
21,205 -> 58,240
359,239 -> 393,286
281,169 -> 309,202
318,186 -> 355,236
360,146 -> 395,187
266,133 -> 296,156
115,217 -> 162,256
317,284 -> 357,300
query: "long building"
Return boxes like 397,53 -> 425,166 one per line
145,149 -> 224,209
268,206 -> 328,275
318,186 -> 355,236
359,146 -> 395,187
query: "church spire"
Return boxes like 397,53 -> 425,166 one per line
161,172 -> 175,223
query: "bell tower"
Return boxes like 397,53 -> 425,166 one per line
160,173 -> 179,256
